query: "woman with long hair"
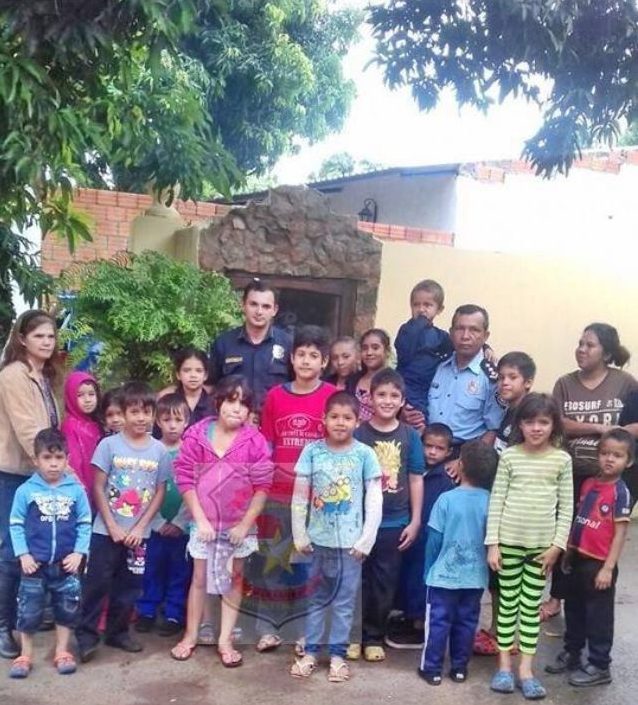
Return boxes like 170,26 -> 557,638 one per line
0,310 -> 60,658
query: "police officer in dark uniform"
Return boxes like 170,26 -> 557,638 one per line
209,279 -> 292,412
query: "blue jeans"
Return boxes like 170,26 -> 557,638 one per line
16,564 -> 81,633
419,586 -> 483,675
0,471 -> 28,631
136,531 -> 191,624
304,546 -> 361,658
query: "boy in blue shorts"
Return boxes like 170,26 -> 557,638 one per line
418,440 -> 498,685
9,428 -> 92,678
395,279 -> 453,431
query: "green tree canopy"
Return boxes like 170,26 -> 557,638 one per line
0,0 -> 361,340
370,1 -> 638,176
309,151 -> 384,181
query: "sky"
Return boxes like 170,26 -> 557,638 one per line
273,3 -> 546,185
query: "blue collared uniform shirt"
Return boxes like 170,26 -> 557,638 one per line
209,325 -> 292,410
427,350 -> 505,442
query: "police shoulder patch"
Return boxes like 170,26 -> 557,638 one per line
480,358 -> 499,383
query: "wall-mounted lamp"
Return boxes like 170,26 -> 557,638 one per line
358,198 -> 378,223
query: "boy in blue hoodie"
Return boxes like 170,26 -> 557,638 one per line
9,428 -> 92,678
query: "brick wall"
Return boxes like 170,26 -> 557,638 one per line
42,188 -> 455,276
41,189 -> 231,276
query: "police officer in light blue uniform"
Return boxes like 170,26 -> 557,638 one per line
428,304 -> 505,454
209,279 -> 292,412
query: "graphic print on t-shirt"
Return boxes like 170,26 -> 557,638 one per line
275,413 -> 325,452
108,454 -> 160,519
313,474 -> 353,515
371,440 -> 402,494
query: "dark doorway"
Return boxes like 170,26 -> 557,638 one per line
225,271 -> 357,338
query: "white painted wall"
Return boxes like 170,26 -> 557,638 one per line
455,167 -> 638,259
317,171 -> 458,231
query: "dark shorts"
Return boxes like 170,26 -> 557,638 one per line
16,563 -> 81,633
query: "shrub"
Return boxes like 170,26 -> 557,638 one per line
59,251 -> 240,387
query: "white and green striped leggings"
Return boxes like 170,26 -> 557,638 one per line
496,545 -> 547,655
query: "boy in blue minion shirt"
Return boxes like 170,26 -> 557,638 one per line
9,428 -> 92,678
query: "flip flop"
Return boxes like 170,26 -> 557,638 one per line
364,645 -> 386,662
328,658 -> 350,682
290,655 -> 317,679
218,646 -> 243,668
170,640 -> 197,661
54,651 -> 77,675
9,655 -> 32,679
256,634 -> 282,653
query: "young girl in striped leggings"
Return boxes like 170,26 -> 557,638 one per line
486,393 -> 573,700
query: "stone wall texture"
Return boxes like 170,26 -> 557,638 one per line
198,186 -> 383,334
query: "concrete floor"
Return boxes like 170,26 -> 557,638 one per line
2,528 -> 637,705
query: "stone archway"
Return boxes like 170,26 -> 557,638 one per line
198,186 -> 382,336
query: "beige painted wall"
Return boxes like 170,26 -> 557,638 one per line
375,240 -> 638,392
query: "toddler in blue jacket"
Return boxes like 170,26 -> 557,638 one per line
9,428 -> 92,679
395,279 -> 452,430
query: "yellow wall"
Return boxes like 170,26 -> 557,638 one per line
376,241 -> 638,392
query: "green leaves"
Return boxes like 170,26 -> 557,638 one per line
370,0 -> 638,176
0,0 -> 360,323
59,250 -> 241,388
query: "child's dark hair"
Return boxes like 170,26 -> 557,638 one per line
157,393 -> 191,423
214,374 -> 253,413
34,427 -> 67,457
370,368 -> 405,397
100,387 -> 123,418
599,428 -> 636,466
497,351 -> 537,380
423,423 -> 454,448
292,325 -> 331,358
120,381 -> 156,412
510,393 -> 563,447
325,390 -> 360,417
451,304 -> 489,330
584,323 -> 630,368
173,347 -> 208,374
242,278 -> 279,305
460,440 -> 499,490
410,279 -> 445,307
